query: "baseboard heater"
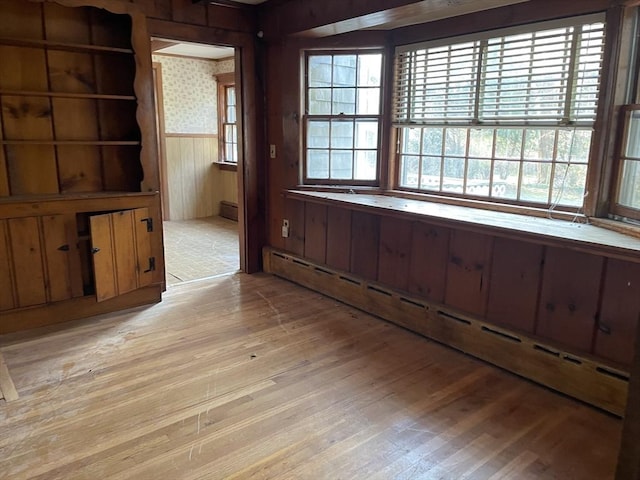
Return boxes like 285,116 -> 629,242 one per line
263,246 -> 629,416
220,201 -> 238,221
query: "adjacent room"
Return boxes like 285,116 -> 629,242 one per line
0,0 -> 639,478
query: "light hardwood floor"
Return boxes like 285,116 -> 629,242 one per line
0,273 -> 622,479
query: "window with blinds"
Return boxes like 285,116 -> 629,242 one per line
394,14 -> 607,210
393,14 -> 605,127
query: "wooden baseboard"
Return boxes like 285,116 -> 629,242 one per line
263,247 -> 629,416
220,201 -> 238,221
0,284 -> 163,335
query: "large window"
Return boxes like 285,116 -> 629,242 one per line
393,15 -> 605,210
615,106 -> 640,216
217,73 -> 237,164
305,52 -> 383,184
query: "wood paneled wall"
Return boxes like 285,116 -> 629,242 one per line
281,198 -> 640,370
164,135 -> 237,220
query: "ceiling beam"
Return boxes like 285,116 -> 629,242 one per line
260,0 -> 530,39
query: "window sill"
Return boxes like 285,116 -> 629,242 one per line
284,190 -> 640,263
213,161 -> 237,172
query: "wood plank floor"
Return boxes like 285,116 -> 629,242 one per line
0,273 -> 622,479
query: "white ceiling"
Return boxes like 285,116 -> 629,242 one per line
152,39 -> 234,60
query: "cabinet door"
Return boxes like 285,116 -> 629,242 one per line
90,208 -> 153,302
7,216 -> 47,307
594,259 -> 640,366
41,214 -> 81,302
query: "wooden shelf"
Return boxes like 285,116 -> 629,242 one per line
286,190 -> 640,262
0,140 -> 140,146
0,90 -> 136,101
0,36 -> 133,55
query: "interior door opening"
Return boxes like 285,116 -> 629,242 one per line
151,38 -> 241,286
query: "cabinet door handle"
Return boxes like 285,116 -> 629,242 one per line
91,247 -> 100,254
57,244 -> 70,251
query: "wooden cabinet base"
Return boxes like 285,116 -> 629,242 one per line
264,247 -> 629,416
0,284 -> 162,334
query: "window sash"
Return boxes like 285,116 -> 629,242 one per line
393,14 -> 605,128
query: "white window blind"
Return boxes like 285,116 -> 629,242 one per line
393,14 -> 605,127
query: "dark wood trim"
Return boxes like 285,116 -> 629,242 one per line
152,62 -> 170,221
616,313 -> 640,479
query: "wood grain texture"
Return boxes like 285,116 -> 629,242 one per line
40,214 -> 74,303
0,272 -> 623,479
111,210 -> 138,296
326,205 -> 352,272
90,212 -> 117,302
536,248 -> 604,353
0,0 -> 43,39
0,219 -> 15,311
350,210 -> 380,282
133,207 -> 153,289
0,350 -> 18,401
445,230 -> 493,316
7,216 -> 46,308
303,202 -> 327,264
408,221 -> 449,302
378,215 -> 412,292
284,198 -> 305,257
486,238 -> 544,334
0,110 -> 8,196
595,259 -> 640,366
617,312 -> 640,479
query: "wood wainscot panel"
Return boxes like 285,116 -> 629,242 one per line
595,259 -> 640,366
350,210 -> 380,282
407,221 -> 449,303
0,106 -> 8,196
486,238 -> 544,334
444,230 -> 493,316
304,202 -> 327,264
326,206 -> 351,272
536,247 -> 604,353
378,216 -> 412,292
284,198 -> 305,257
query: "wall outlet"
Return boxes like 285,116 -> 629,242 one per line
270,144 -> 276,159
281,219 -> 289,238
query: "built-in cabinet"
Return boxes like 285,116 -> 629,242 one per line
0,0 -> 163,334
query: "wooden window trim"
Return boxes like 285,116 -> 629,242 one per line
216,72 -> 237,165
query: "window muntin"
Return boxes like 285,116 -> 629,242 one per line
615,107 -> 640,213
222,85 -> 238,163
305,52 -> 383,183
394,15 -> 605,209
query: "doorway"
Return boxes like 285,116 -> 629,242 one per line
151,39 -> 241,285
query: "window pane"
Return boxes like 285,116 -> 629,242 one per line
442,157 -> 465,193
358,54 -> 382,86
618,160 -> 640,209
333,55 -> 357,87
356,87 -> 380,114
308,88 -> 332,114
422,128 -> 444,155
469,129 -> 494,158
307,150 -> 329,179
355,121 -> 378,148
444,128 -> 468,156
307,121 -> 330,148
309,55 -> 332,87
330,150 -> 353,179
330,120 -> 354,148
495,129 -> 523,159
354,150 -> 377,180
493,160 -> 519,200
466,159 -> 491,197
551,163 -> 587,206
402,128 -> 422,154
421,156 -> 441,190
400,155 -> 420,188
332,88 -> 356,114
520,161 -> 551,203
524,129 -> 555,161
624,111 -> 640,159
557,130 -> 592,163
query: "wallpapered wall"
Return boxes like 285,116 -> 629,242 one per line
152,55 -> 235,134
